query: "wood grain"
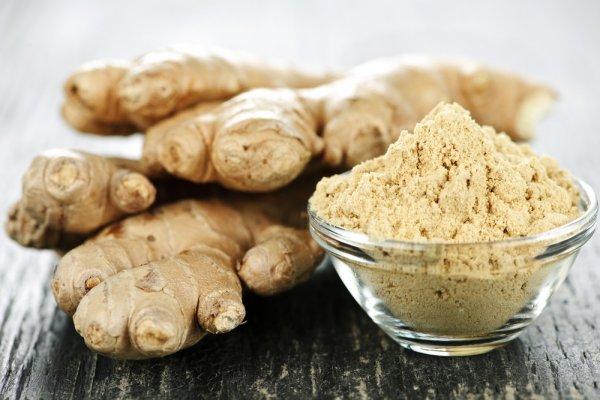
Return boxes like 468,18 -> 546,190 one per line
0,0 -> 599,398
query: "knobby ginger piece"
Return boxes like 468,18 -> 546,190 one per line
6,149 -> 156,249
139,56 -> 556,192
73,247 -> 244,360
52,181 -> 323,359
62,46 -> 337,134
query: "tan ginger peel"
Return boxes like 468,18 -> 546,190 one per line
62,47 -> 337,134
6,149 -> 156,249
52,181 -> 323,359
139,56 -> 556,192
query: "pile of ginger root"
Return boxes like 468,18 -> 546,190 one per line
5,46 -> 557,360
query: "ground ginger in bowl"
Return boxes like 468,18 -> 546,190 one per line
308,102 -> 597,356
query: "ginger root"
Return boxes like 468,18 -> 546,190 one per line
14,50 -> 557,360
73,248 -> 244,359
140,56 -> 556,192
52,179 -> 323,359
62,46 -> 337,134
6,149 -> 156,248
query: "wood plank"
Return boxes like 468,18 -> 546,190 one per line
0,0 -> 599,398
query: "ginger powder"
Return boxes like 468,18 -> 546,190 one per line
309,102 -> 581,335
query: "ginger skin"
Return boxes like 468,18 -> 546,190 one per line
140,56 -> 556,192
142,101 -> 223,177
73,247 -> 244,359
52,180 -> 323,359
62,47 -> 337,134
6,149 -> 156,248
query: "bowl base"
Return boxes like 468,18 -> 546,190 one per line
375,316 -> 526,356
388,333 -> 520,356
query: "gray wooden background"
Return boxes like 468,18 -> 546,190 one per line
0,0 -> 599,398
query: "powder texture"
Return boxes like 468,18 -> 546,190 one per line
334,260 -> 552,336
310,102 -> 579,242
310,102 -> 582,337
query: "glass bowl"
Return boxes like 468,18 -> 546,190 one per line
308,177 -> 597,356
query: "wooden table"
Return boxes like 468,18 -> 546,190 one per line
1,0 -> 599,398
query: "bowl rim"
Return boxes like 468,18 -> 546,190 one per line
308,176 -> 598,250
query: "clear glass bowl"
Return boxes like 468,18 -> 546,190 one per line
308,177 -> 597,356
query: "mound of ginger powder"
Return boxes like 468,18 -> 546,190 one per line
309,102 -> 580,336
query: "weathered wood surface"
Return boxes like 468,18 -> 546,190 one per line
0,0 -> 599,398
